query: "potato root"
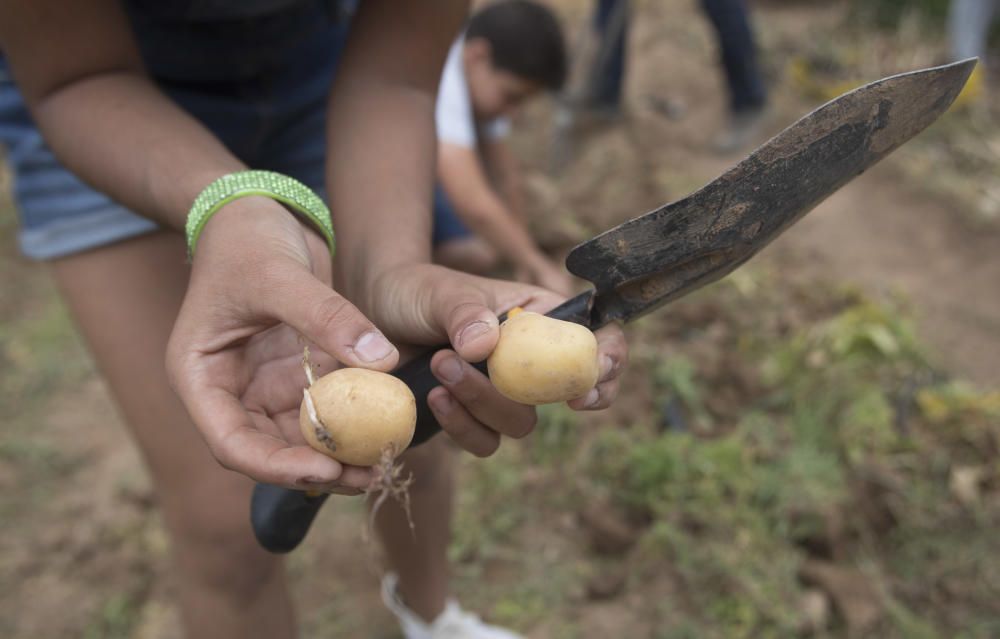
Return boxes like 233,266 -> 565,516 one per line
487,309 -> 599,405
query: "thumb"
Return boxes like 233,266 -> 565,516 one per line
264,264 -> 400,371
431,282 -> 501,363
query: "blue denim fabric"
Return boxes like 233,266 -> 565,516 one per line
588,0 -> 766,114
127,0 -> 316,22
700,0 -> 767,113
431,184 -> 472,246
589,0 -> 628,109
0,1 -> 351,259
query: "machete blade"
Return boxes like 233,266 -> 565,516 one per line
565,59 -> 976,328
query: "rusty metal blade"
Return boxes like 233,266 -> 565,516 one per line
565,59 -> 976,328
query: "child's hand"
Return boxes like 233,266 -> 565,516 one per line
364,264 -> 628,456
166,197 -> 401,491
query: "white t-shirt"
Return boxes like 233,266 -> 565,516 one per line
435,36 -> 511,149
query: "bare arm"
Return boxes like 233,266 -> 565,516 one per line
438,142 -> 573,295
0,0 -> 246,230
438,142 -> 546,270
325,0 -> 470,307
481,137 -> 528,224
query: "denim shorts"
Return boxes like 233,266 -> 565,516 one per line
0,1 -> 350,260
431,184 -> 472,246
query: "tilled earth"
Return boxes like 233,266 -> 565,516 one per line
2,1 -> 998,637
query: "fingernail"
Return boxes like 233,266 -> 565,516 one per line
432,391 -> 454,414
600,355 -> 615,380
437,356 -> 464,385
300,476 -> 337,489
326,487 -> 363,496
584,388 -> 600,408
458,321 -> 491,348
354,331 -> 396,363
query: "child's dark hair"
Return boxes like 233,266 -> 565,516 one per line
466,0 -> 567,91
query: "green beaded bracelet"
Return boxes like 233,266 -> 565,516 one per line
185,170 -> 335,258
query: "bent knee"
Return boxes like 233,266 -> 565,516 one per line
166,492 -> 282,602
433,237 -> 499,275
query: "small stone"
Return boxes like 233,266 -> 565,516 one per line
578,502 -> 641,556
797,588 -> 831,633
586,566 -> 627,600
950,465 -> 985,507
800,560 -> 883,634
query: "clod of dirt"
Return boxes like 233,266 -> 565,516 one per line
788,505 -> 849,561
796,588 -> 832,634
586,565 -> 628,601
578,502 -> 642,556
851,462 -> 903,536
950,465 -> 986,507
799,560 -> 884,635
115,469 -> 157,510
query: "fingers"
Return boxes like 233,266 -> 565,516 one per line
322,465 -> 376,494
428,349 -> 537,457
567,378 -> 620,411
263,265 -> 399,371
429,282 -> 501,363
594,322 -> 629,377
180,384 -> 374,490
567,323 -> 628,411
427,386 -> 500,457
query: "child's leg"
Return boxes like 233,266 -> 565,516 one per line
374,436 -> 455,621
49,230 -> 295,639
433,237 -> 499,275
431,184 -> 500,275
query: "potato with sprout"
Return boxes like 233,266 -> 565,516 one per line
300,367 -> 416,466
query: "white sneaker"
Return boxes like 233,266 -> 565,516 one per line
381,572 -> 525,639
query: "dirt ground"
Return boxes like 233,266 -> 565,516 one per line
1,1 -> 998,638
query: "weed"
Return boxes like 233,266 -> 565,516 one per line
83,593 -> 139,639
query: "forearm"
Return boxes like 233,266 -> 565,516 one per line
326,80 -> 437,298
483,140 -> 527,224
500,170 -> 528,225
440,143 -> 547,272
1,0 -> 246,231
455,190 -> 547,272
32,72 -> 245,230
324,0 -> 468,308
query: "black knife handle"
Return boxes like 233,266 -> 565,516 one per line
250,290 -> 595,553
250,483 -> 329,553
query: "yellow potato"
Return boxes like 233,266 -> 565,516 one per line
300,368 -> 416,467
487,309 -> 599,405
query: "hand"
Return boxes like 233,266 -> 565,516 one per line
364,264 -> 628,456
166,197 -> 401,491
515,255 -> 576,297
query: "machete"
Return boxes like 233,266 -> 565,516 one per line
250,59 -> 976,553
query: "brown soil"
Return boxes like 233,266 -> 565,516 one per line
771,170 -> 1000,387
1,1 -> 997,637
